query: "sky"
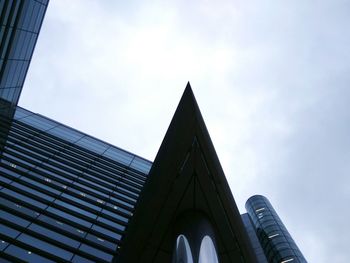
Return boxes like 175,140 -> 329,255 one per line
19,0 -> 350,262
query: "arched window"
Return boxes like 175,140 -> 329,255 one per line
173,234 -> 194,263
198,235 -> 219,263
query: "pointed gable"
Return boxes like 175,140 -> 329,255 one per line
118,83 -> 256,262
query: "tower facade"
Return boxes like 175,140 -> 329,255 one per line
0,0 -> 48,109
245,195 -> 307,263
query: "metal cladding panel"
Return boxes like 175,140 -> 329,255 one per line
119,84 -> 257,263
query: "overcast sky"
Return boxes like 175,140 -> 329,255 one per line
19,1 -> 350,262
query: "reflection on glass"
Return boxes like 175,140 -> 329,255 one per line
198,236 -> 219,263
173,234 -> 193,263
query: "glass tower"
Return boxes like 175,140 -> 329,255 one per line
241,213 -> 269,263
245,195 -> 307,263
0,0 -> 48,110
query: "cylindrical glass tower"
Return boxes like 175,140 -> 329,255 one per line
245,195 -> 307,263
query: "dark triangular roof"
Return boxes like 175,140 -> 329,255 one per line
118,83 -> 256,262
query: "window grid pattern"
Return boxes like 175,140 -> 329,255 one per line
245,195 -> 307,263
0,107 -> 152,262
0,0 -> 48,106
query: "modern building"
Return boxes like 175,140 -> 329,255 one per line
0,0 -> 48,117
245,196 -> 307,263
0,1 -> 307,262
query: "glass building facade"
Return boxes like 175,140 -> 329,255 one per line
241,213 -> 268,263
0,0 -> 48,109
0,106 -> 151,262
245,195 -> 307,263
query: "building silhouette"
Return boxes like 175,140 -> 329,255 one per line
0,1 -> 307,262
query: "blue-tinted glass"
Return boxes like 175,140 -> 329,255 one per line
113,190 -> 136,203
34,5 -> 46,32
91,224 -> 121,241
28,2 -> 41,31
0,240 -> 9,251
20,114 -> 57,131
54,200 -> 97,220
71,254 -> 95,263
105,202 -> 131,215
45,159 -> 83,176
130,156 -> 152,173
75,136 -> 108,155
103,147 -> 133,165
78,177 -> 112,193
109,195 -> 134,209
11,182 -> 55,202
82,171 -> 115,189
85,233 -> 117,251
97,216 -> 125,231
0,28 -> 12,60
1,188 -> 47,209
79,243 -> 113,262
61,193 -> 101,212
48,125 -> 84,143
0,159 -> 28,172
37,214 -> 86,238
0,165 -> 21,178
4,245 -> 55,263
20,176 -> 61,195
14,107 -> 33,120
17,234 -> 74,261
3,60 -> 18,87
73,181 -> 110,198
25,33 -> 37,60
117,186 -> 138,199
0,175 -> 12,184
46,206 -> 92,228
0,210 -> 30,227
28,223 -> 80,249
35,167 -> 74,184
21,1 -> 35,31
0,223 -> 20,238
14,107 -> 32,120
101,208 -> 128,223
0,197 -> 39,218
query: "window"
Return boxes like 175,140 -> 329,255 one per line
17,234 -> 74,261
46,206 -> 92,228
5,245 -> 55,262
71,254 -> 95,263
79,243 -> 113,262
0,210 -> 30,227
91,224 -> 121,241
0,223 -> 20,238
198,236 -> 219,263
28,223 -> 80,249
173,235 -> 193,263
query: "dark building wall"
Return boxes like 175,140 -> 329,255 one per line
0,0 -> 48,107
0,106 -> 151,262
245,195 -> 307,263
